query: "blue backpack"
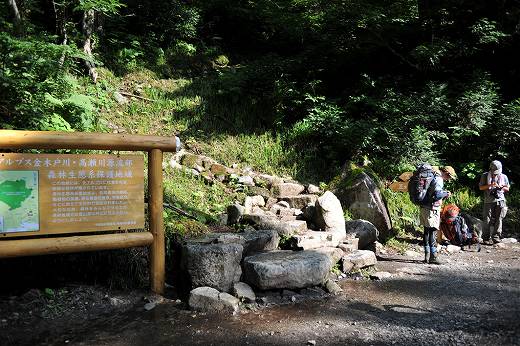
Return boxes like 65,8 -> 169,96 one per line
408,163 -> 436,206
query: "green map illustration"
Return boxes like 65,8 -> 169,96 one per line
0,170 -> 39,233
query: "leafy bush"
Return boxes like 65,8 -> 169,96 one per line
445,188 -> 481,215
381,188 -> 420,234
0,32 -> 102,131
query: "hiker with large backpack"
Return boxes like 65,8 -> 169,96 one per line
479,160 -> 510,245
408,164 -> 456,264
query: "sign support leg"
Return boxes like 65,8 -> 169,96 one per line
148,149 -> 165,294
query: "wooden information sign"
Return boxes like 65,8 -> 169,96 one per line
389,172 -> 413,192
0,153 -> 144,237
398,172 -> 413,182
389,181 -> 409,192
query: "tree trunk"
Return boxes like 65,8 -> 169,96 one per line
7,0 -> 23,36
52,0 -> 69,66
82,9 -> 98,83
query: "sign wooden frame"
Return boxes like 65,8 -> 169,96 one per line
0,130 -> 181,294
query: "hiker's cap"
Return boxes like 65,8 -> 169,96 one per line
441,166 -> 457,180
490,160 -> 502,175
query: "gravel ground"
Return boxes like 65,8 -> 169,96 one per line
1,242 -> 520,346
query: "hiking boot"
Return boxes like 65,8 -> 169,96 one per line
423,253 -> 430,264
429,253 -> 442,265
492,238 -> 502,244
482,239 -> 494,246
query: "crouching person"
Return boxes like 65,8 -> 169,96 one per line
440,204 -> 480,251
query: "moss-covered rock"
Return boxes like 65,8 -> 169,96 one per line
330,162 -> 393,240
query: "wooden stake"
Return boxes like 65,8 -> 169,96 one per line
148,149 -> 165,294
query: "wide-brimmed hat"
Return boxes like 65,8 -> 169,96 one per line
489,160 -> 502,175
441,165 -> 457,180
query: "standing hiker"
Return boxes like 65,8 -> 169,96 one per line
409,164 -> 456,264
479,160 -> 510,244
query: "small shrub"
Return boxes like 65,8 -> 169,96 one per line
382,188 -> 420,235
445,188 -> 481,215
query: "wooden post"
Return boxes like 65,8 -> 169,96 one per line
148,149 -> 165,294
0,232 -> 154,258
0,130 -> 180,152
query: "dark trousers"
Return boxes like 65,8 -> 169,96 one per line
423,227 -> 438,254
483,201 -> 507,241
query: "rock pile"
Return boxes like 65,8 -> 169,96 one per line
170,151 -> 386,313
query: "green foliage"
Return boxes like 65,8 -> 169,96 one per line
385,236 -> 410,254
163,167 -> 244,227
165,218 -> 209,239
201,132 -> 299,178
445,188 -> 481,215
75,0 -> 124,14
0,32 -> 103,131
381,188 -> 419,234
471,18 -> 509,45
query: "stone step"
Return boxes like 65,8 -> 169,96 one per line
243,250 -> 331,290
241,214 -> 307,236
341,250 -> 377,272
293,229 -> 346,250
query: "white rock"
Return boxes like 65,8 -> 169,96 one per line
239,176 -> 255,186
342,250 -> 377,272
250,195 -> 265,207
271,182 -> 305,198
114,91 -> 129,104
314,191 -> 346,233
307,184 -> 321,194
194,164 -> 205,173
324,279 -> 343,295
276,201 -> 291,209
189,287 -> 239,313
144,302 -> 156,311
232,282 -> 256,303
219,292 -> 240,313
501,238 -> 518,244
446,245 -> 461,253
169,159 -> 183,170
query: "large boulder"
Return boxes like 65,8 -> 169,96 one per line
345,219 -> 379,250
189,287 -> 239,313
314,191 -> 346,233
181,242 -> 243,292
243,250 -> 331,290
333,170 -> 392,239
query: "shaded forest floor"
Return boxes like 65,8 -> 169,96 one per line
2,241 -> 519,346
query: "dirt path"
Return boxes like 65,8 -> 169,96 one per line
2,243 -> 520,346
